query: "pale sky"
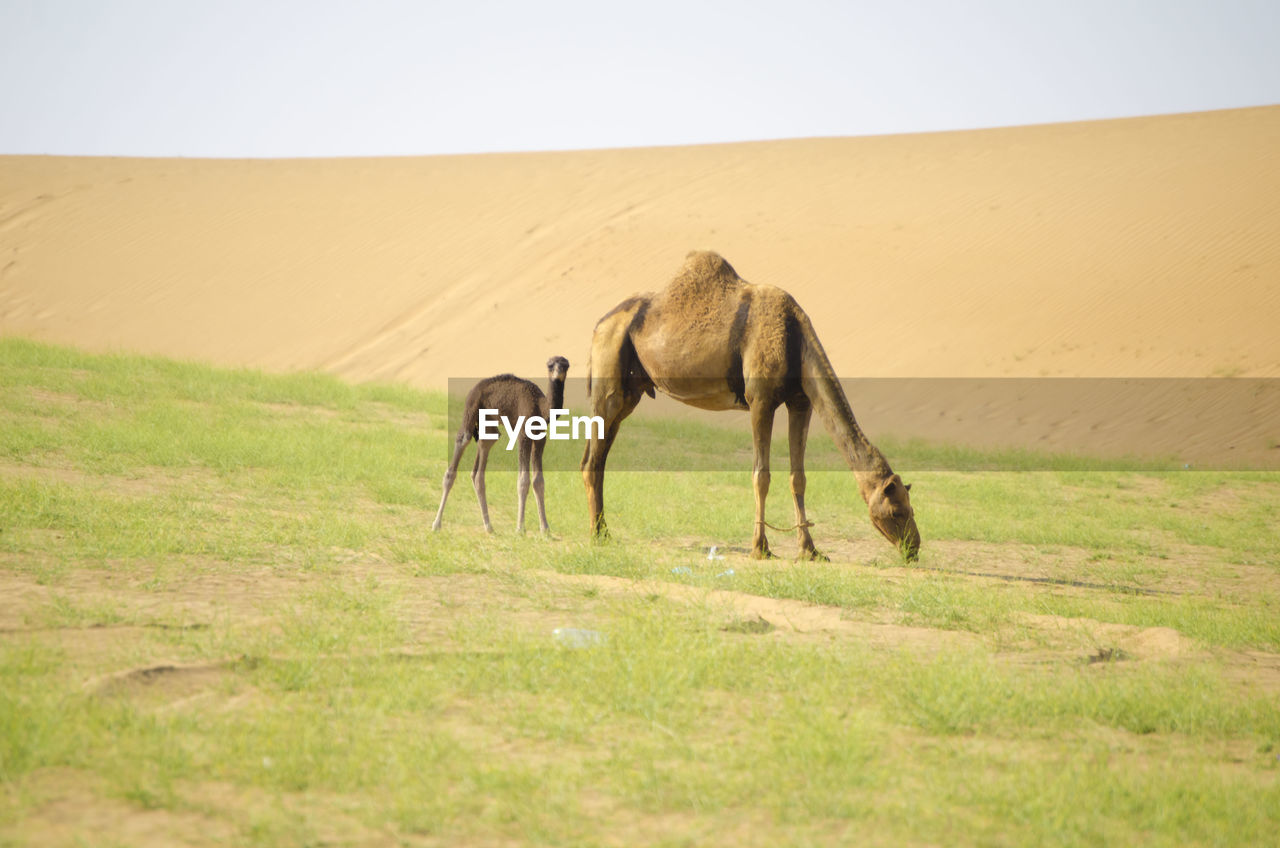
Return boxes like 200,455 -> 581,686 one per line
2,0 -> 1278,157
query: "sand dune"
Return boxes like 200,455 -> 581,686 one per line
2,107 -> 1278,465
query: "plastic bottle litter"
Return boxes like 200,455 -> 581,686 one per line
553,627 -> 605,648
707,546 -> 725,561
671,566 -> 693,575
716,568 -> 735,578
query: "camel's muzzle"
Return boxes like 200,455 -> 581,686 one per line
899,518 -> 921,561
872,513 -> 920,561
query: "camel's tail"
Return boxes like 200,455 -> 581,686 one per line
459,389 -> 485,444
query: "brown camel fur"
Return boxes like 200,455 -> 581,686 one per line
581,252 -> 919,560
434,356 -> 570,534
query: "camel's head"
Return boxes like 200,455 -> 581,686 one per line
546,356 -> 570,383
867,474 -> 920,561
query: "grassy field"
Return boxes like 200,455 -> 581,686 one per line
2,337 -> 1278,847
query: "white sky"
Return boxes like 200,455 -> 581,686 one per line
2,0 -> 1278,157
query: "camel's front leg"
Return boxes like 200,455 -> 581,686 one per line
531,446 -> 550,535
529,440 -> 550,535
787,398 -> 827,561
581,388 -> 642,540
581,433 -> 609,539
750,402 -> 777,559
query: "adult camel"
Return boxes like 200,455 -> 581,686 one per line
581,251 -> 919,561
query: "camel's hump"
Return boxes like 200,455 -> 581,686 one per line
647,251 -> 747,333
679,250 -> 741,283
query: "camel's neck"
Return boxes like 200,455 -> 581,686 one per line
547,377 -> 566,411
797,317 -> 893,502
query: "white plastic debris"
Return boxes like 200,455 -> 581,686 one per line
553,627 -> 605,648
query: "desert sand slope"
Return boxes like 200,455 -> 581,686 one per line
2,106 -> 1278,464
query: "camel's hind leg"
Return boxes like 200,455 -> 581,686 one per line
472,438 -> 496,533
432,429 -> 471,531
786,396 -> 827,561
749,401 -> 777,559
516,437 -> 532,534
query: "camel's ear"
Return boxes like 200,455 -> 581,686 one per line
883,478 -> 911,498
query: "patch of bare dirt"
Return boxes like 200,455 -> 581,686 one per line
1009,610 -> 1280,695
84,657 -> 274,716
696,532 -> 1279,604
0,625 -> 212,678
696,535 -> 1163,597
534,570 -> 979,652
5,770 -> 418,848
1221,649 -> 1280,697
1015,612 -> 1194,660
918,536 -> 1280,606
1,769 -> 238,848
22,387 -> 114,414
181,782 -> 407,847
1179,480 -> 1280,518
909,540 -> 1130,592
85,658 -> 234,697
0,457 -> 221,499
0,561 -> 288,633
395,572 -> 582,645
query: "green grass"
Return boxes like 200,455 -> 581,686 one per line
2,337 -> 1279,846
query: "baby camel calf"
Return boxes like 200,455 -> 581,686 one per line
432,356 -> 569,534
